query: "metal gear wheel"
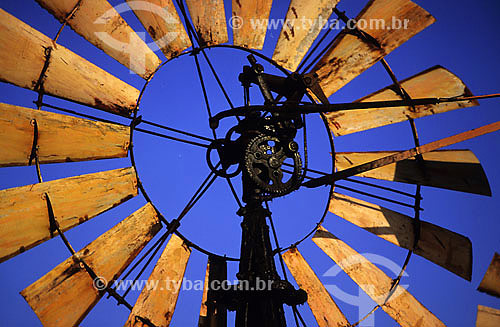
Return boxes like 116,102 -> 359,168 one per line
244,134 -> 303,197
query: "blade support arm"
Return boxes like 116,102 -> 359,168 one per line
304,121 -> 500,188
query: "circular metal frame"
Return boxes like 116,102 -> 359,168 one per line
128,44 -> 336,262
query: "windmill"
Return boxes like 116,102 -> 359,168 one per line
0,0 -> 499,326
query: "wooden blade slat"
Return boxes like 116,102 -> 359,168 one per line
125,0 -> 191,59
330,192 -> 472,280
0,102 -> 130,167
35,0 -> 161,79
0,9 -> 139,116
310,0 -> 435,97
272,0 -> 340,72
185,0 -> 228,46
232,0 -> 273,50
21,203 -> 161,327
327,66 -> 479,136
335,150 -> 491,196
282,248 -> 349,327
478,253 -> 500,298
199,257 -> 227,327
476,305 -> 500,327
0,167 -> 138,263
312,226 -> 445,327
125,234 -> 191,327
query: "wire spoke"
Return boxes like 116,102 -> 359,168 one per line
284,163 -> 419,198
134,127 -> 210,148
121,232 -> 169,298
177,164 -> 220,221
38,102 -> 211,148
140,118 -> 214,142
226,177 -> 243,209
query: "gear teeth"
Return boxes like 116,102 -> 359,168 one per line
244,134 -> 303,199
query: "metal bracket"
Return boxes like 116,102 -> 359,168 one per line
29,119 -> 39,166
34,46 -> 53,110
44,193 -> 58,238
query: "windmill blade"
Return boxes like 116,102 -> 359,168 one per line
0,9 -> 139,116
125,233 -> 191,327
232,0 -> 273,50
330,192 -> 472,280
35,0 -> 161,79
476,305 -> 500,327
304,121 -> 500,188
282,248 -> 350,327
185,0 -> 228,46
0,102 -> 130,167
0,167 -> 138,263
199,256 -> 227,327
478,253 -> 500,298
335,150 -> 491,196
327,66 -> 479,136
310,0 -> 435,98
272,0 -> 340,72
312,226 -> 445,327
21,203 -> 161,327
125,0 -> 192,59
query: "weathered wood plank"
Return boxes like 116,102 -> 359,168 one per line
21,203 -> 161,327
282,248 -> 349,327
310,0 -> 435,97
0,9 -> 139,116
476,305 -> 500,327
0,167 -> 138,263
186,0 -> 228,46
326,66 -> 478,136
232,0 -> 273,50
478,253 -> 500,298
0,102 -> 130,167
312,226 -> 445,327
125,233 -> 191,327
335,150 -> 491,196
272,0 -> 340,72
198,256 -> 227,327
125,0 -> 192,59
35,0 -> 161,79
329,192 -> 473,280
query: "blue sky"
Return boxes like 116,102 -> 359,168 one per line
0,0 -> 499,326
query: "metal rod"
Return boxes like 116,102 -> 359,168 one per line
209,94 -> 500,127
178,166 -> 219,221
226,177 -> 243,209
116,232 -> 169,284
343,177 -> 419,198
52,0 -> 82,45
141,119 -> 213,142
37,102 -> 211,148
283,163 -> 418,198
297,9 -> 337,73
134,127 -> 210,148
303,121 -> 500,188
122,233 -> 169,298
283,166 -> 420,208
